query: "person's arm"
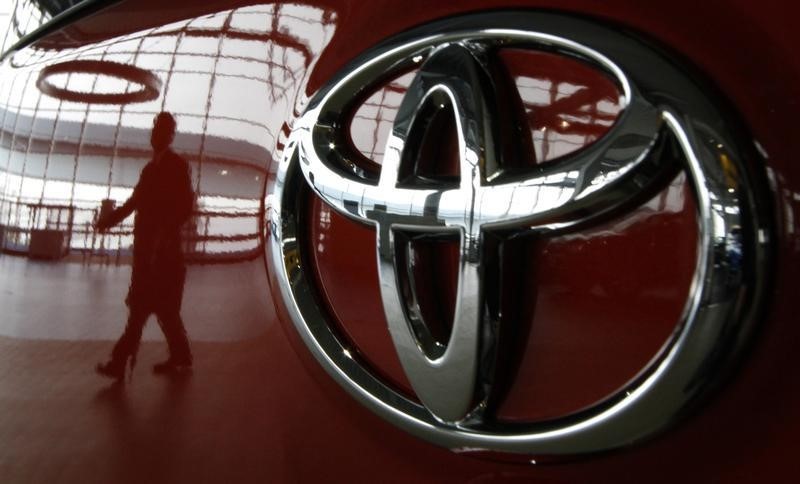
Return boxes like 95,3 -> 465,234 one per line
96,196 -> 136,232
96,166 -> 147,231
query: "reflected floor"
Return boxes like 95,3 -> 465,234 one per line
0,254 -> 274,341
0,330 -> 497,483
0,334 -> 290,483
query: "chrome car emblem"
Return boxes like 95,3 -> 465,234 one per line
270,12 -> 769,456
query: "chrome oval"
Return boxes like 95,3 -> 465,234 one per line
269,11 -> 770,456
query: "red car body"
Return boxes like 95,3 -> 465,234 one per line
0,0 -> 798,482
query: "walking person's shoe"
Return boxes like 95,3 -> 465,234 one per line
95,358 -> 128,381
153,358 -> 192,375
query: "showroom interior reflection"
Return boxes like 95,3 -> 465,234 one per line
0,0 -> 54,55
350,50 -> 624,165
0,3 -> 337,263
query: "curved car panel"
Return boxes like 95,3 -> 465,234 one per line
0,0 -> 798,482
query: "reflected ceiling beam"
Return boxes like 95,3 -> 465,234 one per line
154,26 -> 313,66
26,0 -> 339,51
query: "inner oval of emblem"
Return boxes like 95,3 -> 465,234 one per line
376,43 -> 496,423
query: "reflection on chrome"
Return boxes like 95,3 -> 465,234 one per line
272,14 -> 770,456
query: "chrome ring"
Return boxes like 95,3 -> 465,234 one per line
269,11 -> 770,457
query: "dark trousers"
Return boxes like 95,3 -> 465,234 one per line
111,306 -> 192,365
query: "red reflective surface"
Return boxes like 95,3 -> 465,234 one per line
0,0 -> 798,482
495,175 -> 698,422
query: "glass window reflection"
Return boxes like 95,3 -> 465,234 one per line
0,2 -> 337,261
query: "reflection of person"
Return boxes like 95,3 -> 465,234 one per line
96,112 -> 194,380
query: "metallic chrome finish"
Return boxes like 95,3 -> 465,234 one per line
269,12 -> 769,456
303,41 -> 662,423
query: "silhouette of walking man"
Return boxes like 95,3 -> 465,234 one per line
96,111 -> 194,380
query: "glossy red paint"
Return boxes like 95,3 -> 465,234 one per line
495,176 -> 698,422
0,1 -> 798,483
